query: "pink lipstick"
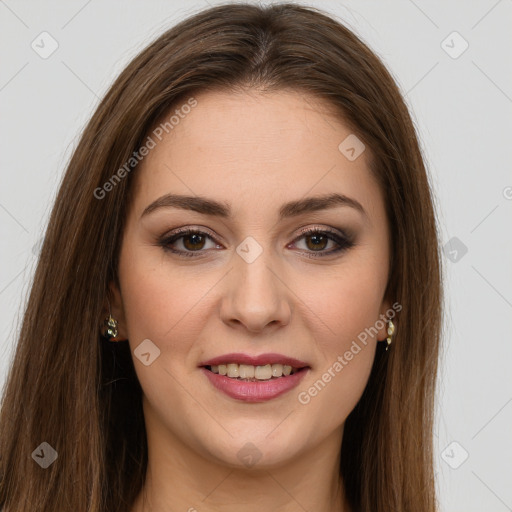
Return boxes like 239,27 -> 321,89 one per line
199,352 -> 310,403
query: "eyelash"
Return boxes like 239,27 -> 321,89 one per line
158,226 -> 355,259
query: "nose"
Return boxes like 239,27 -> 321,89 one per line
219,248 -> 292,333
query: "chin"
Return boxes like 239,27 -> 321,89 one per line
200,428 -> 308,470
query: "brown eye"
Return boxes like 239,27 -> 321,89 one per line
182,233 -> 206,251
304,233 -> 329,251
159,229 -> 219,257
292,227 -> 355,258
160,227 -> 354,259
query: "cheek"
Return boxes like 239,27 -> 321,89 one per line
292,272 -> 379,429
290,264 -> 382,417
117,246 -> 216,426
296,261 -> 385,349
119,242 -> 211,340
293,344 -> 374,439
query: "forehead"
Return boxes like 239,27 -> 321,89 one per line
130,89 -> 385,224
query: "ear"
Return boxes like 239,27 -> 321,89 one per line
101,279 -> 129,340
377,298 -> 392,342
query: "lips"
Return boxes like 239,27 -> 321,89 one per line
198,352 -> 311,402
199,352 -> 309,368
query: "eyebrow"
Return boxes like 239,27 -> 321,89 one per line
141,192 -> 368,222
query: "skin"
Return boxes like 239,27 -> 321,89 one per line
108,88 -> 391,512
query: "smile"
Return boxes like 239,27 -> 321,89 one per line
206,363 -> 300,381
199,353 -> 311,402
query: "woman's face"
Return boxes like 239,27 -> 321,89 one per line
112,89 -> 391,469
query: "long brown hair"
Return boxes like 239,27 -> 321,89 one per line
0,3 -> 443,511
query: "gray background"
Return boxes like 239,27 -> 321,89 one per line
1,1 -> 511,510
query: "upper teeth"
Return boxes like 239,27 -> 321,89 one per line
210,363 -> 295,380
